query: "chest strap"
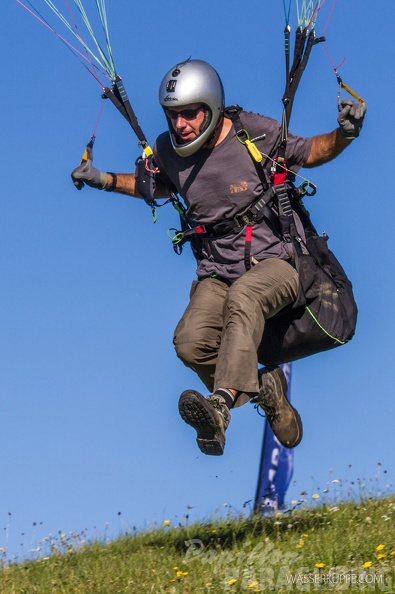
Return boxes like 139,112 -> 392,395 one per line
170,182 -> 287,252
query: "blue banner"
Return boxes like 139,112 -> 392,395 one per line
254,363 -> 294,511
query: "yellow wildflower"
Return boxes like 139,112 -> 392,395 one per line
363,562 -> 372,568
315,563 -> 326,569
162,520 -> 170,527
390,550 -> 395,556
312,494 -> 320,499
377,554 -> 386,560
248,582 -> 259,589
376,544 -> 385,551
228,579 -> 237,586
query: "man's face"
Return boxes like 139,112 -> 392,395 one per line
165,104 -> 206,144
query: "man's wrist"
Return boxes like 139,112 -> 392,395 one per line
337,127 -> 355,141
104,172 -> 117,191
98,171 -> 109,190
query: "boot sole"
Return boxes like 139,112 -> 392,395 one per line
178,390 -> 225,456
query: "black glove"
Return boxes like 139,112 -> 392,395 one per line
337,99 -> 366,139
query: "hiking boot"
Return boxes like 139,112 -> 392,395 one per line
178,390 -> 231,456
252,367 -> 303,448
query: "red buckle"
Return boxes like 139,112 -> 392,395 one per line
272,158 -> 288,186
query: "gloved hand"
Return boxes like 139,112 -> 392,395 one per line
71,159 -> 108,190
337,99 -> 366,139
71,136 -> 108,190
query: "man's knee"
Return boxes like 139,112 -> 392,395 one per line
173,334 -> 196,366
174,333 -> 217,367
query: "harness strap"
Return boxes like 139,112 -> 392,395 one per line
274,27 -> 325,175
244,225 -> 253,271
103,75 -> 159,212
103,76 -> 150,150
223,105 -> 301,257
171,182 -> 285,252
275,182 -> 298,242
224,106 -> 271,192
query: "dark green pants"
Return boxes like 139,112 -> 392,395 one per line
173,258 -> 299,402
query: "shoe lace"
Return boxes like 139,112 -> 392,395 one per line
253,396 -> 281,423
207,396 -> 230,424
207,395 -> 224,411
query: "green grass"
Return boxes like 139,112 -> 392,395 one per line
1,496 -> 394,593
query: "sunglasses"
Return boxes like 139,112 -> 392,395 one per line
165,105 -> 204,121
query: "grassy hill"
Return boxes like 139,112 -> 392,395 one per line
1,496 -> 394,593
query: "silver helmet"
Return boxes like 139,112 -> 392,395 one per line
159,59 -> 225,157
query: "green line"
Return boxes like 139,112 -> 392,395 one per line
95,0 -> 116,76
39,0 -> 111,75
305,305 -> 348,345
72,0 -> 116,78
282,0 -> 291,25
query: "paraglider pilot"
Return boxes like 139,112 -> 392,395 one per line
71,59 -> 366,455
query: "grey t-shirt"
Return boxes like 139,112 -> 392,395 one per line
154,110 -> 312,281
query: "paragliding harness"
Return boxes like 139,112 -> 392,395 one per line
200,103 -> 358,364
168,24 -> 357,365
230,23 -> 357,364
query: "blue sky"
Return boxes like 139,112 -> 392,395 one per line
2,0 -> 394,562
